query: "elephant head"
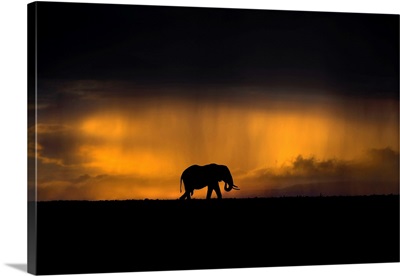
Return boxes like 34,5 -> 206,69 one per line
219,165 -> 240,192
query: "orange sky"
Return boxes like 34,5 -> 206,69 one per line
29,86 -> 399,200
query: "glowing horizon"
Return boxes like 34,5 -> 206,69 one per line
29,86 -> 399,201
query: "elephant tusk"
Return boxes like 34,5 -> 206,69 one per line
232,184 -> 240,190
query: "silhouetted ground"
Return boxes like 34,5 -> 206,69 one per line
32,195 -> 399,275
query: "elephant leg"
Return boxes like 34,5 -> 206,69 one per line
180,191 -> 191,200
214,184 -> 222,199
206,186 -> 213,199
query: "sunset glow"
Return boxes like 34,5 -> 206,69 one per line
30,86 -> 399,200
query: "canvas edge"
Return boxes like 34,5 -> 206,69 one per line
23,2 -> 400,275
27,1 -> 37,275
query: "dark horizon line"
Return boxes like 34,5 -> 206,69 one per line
32,194 -> 400,203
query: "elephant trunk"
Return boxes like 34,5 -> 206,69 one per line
224,176 -> 240,192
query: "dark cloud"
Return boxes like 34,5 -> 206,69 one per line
36,2 -> 399,100
37,79 -> 272,107
241,148 -> 399,197
361,147 -> 399,182
72,174 -> 109,184
36,173 -> 179,201
73,174 -> 91,183
366,147 -> 399,165
29,124 -> 87,166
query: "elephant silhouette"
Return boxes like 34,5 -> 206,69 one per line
180,163 -> 239,200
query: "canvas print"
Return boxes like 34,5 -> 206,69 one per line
28,1 -> 399,275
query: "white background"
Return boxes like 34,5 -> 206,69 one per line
0,0 -> 399,276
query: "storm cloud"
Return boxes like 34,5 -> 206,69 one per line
35,173 -> 179,201
238,148 -> 399,197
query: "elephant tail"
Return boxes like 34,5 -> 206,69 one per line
180,176 -> 183,193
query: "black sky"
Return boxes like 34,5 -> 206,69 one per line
36,2 -> 398,99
